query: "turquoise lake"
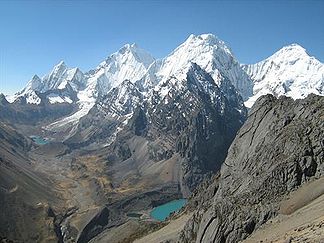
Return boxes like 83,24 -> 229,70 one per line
150,199 -> 187,221
30,136 -> 49,145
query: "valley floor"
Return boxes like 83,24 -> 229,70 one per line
30,142 -> 107,239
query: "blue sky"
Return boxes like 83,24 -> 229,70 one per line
0,0 -> 323,95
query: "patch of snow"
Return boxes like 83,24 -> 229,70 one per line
47,94 -> 73,104
45,90 -> 95,130
25,90 -> 41,104
160,86 -> 170,97
5,95 -> 16,103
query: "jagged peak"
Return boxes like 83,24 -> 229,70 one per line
54,60 -> 67,68
48,60 -> 68,77
156,34 -> 238,86
68,67 -> 83,76
160,33 -> 236,73
21,74 -> 43,92
186,33 -> 224,45
118,43 -> 134,54
31,74 -> 41,81
119,43 -> 139,52
50,62 -> 84,76
0,93 -> 9,105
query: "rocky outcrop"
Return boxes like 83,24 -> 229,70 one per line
77,207 -> 110,243
128,107 -> 148,136
180,94 -> 324,242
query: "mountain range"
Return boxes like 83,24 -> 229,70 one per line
1,34 -> 324,243
7,34 -> 323,124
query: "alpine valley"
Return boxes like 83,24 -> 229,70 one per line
1,34 -> 323,243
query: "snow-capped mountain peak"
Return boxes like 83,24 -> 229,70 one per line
98,43 -> 154,69
257,43 -> 314,67
45,61 -> 67,83
27,75 -> 42,90
185,33 -> 233,56
157,34 -> 232,79
272,43 -> 307,56
41,60 -> 85,92
9,61 -> 86,105
53,60 -> 67,69
85,43 -> 155,97
243,44 -> 324,107
151,33 -> 253,100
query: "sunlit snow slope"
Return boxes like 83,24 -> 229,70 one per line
242,44 -> 324,108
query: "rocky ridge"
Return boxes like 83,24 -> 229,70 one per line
179,94 -> 324,242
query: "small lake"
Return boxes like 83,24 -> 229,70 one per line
150,199 -> 187,221
30,135 -> 49,145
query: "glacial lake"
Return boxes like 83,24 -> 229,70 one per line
150,199 -> 187,221
30,135 -> 49,145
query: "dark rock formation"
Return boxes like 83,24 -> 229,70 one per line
128,107 -> 148,136
0,94 -> 9,106
180,94 -> 324,242
145,64 -> 247,192
77,207 -> 110,243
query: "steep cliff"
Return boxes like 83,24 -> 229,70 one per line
180,94 -> 324,242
